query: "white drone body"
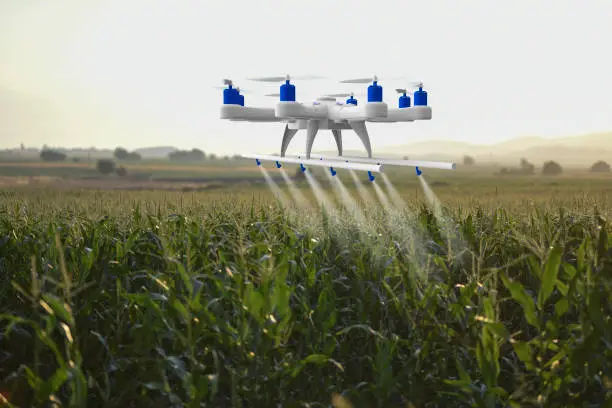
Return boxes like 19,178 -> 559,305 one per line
219,75 -> 455,181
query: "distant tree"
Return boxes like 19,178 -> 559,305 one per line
192,148 -> 205,160
542,160 -> 562,176
223,155 -> 230,160
402,155 -> 409,160
208,153 -> 217,160
519,157 -> 535,174
72,157 -> 80,162
116,166 -> 128,176
96,159 -> 116,174
232,154 -> 241,160
125,152 -> 141,161
590,160 -> 610,173
463,155 -> 475,165
168,148 -> 205,161
114,147 -> 129,160
40,149 -> 66,162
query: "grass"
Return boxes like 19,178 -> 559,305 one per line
0,175 -> 611,407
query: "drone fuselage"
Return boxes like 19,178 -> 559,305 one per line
220,99 -> 433,159
220,100 -> 432,124
218,79 -> 453,179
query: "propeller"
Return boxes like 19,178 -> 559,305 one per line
339,75 -> 379,84
264,93 -> 280,97
324,92 -> 359,98
395,88 -> 412,95
214,85 -> 250,94
247,74 -> 324,82
215,79 -> 252,93
339,75 -> 422,84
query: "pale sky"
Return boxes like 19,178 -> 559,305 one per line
1,0 -> 611,155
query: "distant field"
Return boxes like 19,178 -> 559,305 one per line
0,158 -> 268,181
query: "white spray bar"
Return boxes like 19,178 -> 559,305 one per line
307,154 -> 456,170
240,153 -> 384,173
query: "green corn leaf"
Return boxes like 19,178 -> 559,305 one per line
500,273 -> 538,329
538,246 -> 562,309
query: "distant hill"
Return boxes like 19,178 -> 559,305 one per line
375,131 -> 612,167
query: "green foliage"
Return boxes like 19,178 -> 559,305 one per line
115,166 -> 127,177
0,191 -> 611,407
114,147 -> 141,161
590,160 -> 610,173
39,149 -> 67,162
542,161 -> 563,176
96,159 -> 116,175
168,149 -> 206,161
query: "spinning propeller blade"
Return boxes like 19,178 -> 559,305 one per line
339,75 -> 379,84
395,88 -> 413,95
214,85 -> 250,94
247,74 -> 324,82
339,75 -> 423,85
324,92 -> 361,97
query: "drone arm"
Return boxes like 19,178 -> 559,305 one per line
368,106 -> 432,122
220,105 -> 280,122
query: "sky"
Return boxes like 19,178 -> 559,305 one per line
1,0 -> 611,155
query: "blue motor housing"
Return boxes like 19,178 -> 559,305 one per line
399,94 -> 411,108
414,87 -> 427,106
367,81 -> 383,102
346,96 -> 358,105
280,80 -> 296,102
238,93 -> 245,106
223,86 -> 239,105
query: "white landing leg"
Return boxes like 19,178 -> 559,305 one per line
348,120 -> 372,158
331,129 -> 342,156
280,124 -> 299,157
305,120 -> 320,159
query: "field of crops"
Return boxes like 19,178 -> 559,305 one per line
1,178 -> 611,407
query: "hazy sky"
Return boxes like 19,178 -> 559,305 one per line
1,0 -> 611,155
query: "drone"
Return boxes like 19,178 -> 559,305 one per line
219,75 -> 456,181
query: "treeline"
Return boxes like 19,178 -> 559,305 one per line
167,149 -> 241,162
113,147 -> 141,161
168,148 -> 206,161
462,155 -> 611,175
37,147 -> 240,162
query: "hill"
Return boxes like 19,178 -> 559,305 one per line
376,131 -> 612,166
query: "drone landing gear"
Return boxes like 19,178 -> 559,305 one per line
331,129 -> 342,157
305,120 -> 320,159
280,124 -> 298,157
348,120 -> 372,158
279,120 -> 369,160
